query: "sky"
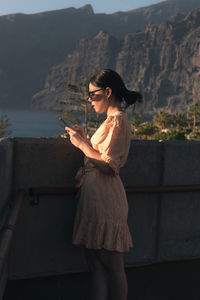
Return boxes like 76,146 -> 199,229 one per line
0,0 -> 164,16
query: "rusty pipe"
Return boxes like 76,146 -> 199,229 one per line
28,184 -> 200,197
0,190 -> 26,279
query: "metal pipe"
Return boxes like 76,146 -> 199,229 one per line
125,185 -> 200,194
0,190 -> 26,279
28,185 -> 200,197
29,187 -> 77,196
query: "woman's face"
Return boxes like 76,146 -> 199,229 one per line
88,83 -> 109,114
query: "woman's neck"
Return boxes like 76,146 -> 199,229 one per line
106,100 -> 122,116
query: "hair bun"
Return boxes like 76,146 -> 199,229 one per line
123,90 -> 142,108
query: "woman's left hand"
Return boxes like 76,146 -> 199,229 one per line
65,126 -> 83,148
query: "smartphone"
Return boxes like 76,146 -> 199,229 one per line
58,117 -> 72,128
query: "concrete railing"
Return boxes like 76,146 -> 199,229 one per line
0,137 -> 200,282
0,138 -> 13,213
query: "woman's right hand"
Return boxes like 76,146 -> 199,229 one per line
73,125 -> 87,140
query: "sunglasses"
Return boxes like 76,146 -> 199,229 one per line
88,88 -> 104,100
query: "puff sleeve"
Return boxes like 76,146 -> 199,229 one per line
97,114 -> 131,175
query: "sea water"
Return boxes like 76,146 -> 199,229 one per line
0,108 -> 64,137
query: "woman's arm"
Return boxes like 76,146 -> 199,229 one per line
73,125 -> 91,145
65,126 -> 114,175
79,142 -> 114,175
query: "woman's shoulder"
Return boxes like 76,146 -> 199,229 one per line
105,110 -> 129,128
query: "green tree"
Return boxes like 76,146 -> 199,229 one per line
187,103 -> 200,130
173,112 -> 187,130
58,82 -> 88,127
186,123 -> 200,140
138,122 -> 157,139
130,114 -> 143,136
0,114 -> 11,137
153,110 -> 172,130
154,129 -> 186,141
56,82 -> 106,137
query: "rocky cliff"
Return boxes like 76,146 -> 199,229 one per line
31,32 -> 121,110
116,9 -> 200,115
32,9 -> 200,116
0,0 -> 200,109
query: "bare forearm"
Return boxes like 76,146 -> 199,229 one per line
66,127 -> 113,175
79,141 -> 114,174
79,140 -> 101,159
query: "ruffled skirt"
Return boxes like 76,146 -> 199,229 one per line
72,160 -> 133,253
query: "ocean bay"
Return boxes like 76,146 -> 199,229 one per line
0,108 -> 64,138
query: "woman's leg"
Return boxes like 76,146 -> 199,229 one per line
96,249 -> 128,300
85,247 -> 128,300
84,248 -> 108,300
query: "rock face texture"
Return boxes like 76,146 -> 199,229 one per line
32,9 -> 200,116
0,0 -> 200,109
116,9 -> 200,115
31,32 -> 121,110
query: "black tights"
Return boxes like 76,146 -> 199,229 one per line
84,248 -> 128,300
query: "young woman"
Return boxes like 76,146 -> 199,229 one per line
65,69 -> 142,300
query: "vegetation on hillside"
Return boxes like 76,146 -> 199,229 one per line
131,103 -> 200,141
0,114 -> 11,138
56,83 -> 106,138
58,82 -> 200,141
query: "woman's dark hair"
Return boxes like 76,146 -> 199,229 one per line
89,69 -> 142,109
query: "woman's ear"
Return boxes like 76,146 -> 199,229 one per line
105,87 -> 112,98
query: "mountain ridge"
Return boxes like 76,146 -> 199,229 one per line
32,8 -> 200,116
0,0 -> 199,109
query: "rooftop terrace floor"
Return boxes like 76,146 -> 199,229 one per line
4,258 -> 200,300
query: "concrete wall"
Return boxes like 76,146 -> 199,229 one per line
0,138 -> 14,299
124,140 -> 200,265
8,138 -> 85,280
1,138 -> 200,280
0,138 -> 14,214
